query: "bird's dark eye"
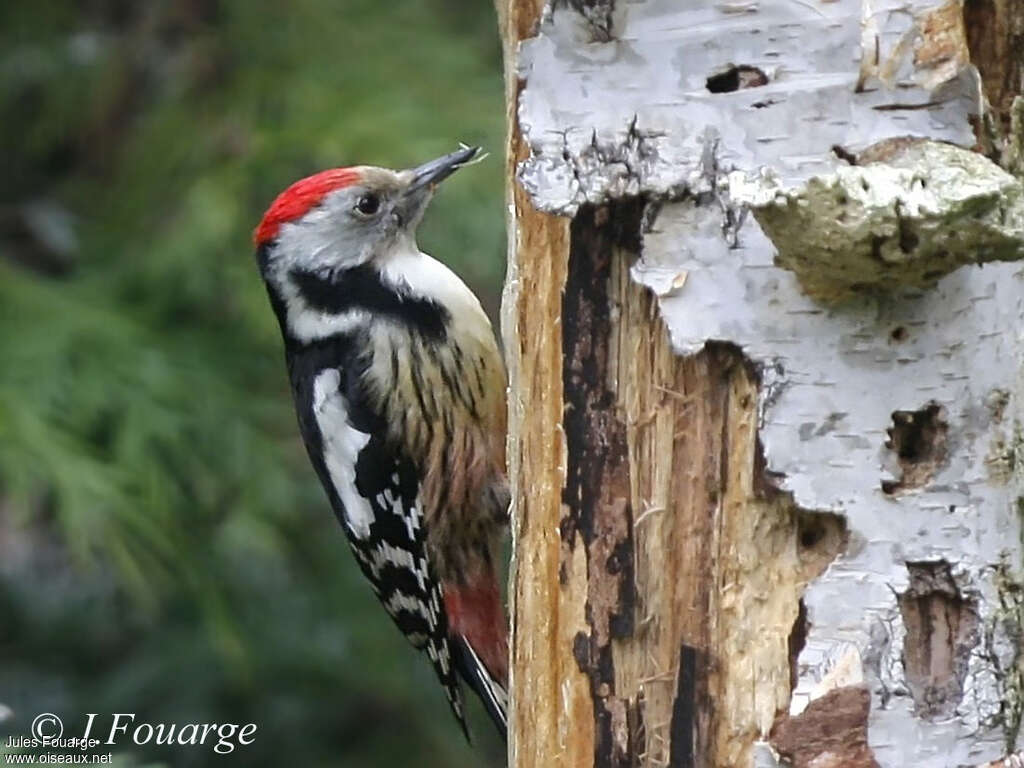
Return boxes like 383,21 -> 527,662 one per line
355,193 -> 381,216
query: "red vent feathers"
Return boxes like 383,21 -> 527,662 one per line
254,168 -> 361,245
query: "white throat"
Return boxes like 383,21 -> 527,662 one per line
377,241 -> 492,339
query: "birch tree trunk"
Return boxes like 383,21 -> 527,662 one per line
497,1 -> 1024,766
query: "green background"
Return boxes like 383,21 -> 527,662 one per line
0,1 -> 507,765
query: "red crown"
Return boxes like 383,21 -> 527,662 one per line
254,167 -> 361,245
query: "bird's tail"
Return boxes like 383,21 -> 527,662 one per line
453,634 -> 508,740
444,577 -> 509,741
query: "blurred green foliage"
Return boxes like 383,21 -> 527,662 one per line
0,0 -> 506,765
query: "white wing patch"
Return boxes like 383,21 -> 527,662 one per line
312,369 -> 373,539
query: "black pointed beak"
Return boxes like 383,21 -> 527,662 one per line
404,146 -> 481,195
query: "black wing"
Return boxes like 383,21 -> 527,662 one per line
346,431 -> 470,739
286,336 -> 470,738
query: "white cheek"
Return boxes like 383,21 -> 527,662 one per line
269,208 -> 384,343
289,307 -> 370,344
291,216 -> 388,270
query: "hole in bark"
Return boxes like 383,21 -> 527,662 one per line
869,235 -> 886,263
898,561 -> 978,719
897,219 -> 919,254
832,144 -> 858,164
788,599 -> 809,692
796,511 -> 848,580
705,65 -> 768,93
800,527 -> 821,548
890,326 -> 908,342
881,403 -> 948,494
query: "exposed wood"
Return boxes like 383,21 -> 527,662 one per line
601,219 -> 846,767
964,0 -> 1024,130
897,561 -> 979,719
561,201 -> 643,767
495,2 -> 573,767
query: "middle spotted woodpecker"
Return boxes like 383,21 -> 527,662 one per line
253,146 -> 509,739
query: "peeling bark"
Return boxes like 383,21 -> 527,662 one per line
503,193 -> 849,766
770,685 -> 879,768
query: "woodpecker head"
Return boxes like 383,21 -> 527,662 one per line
254,145 -> 487,345
254,145 -> 479,281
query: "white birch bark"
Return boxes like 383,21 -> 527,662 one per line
501,1 -> 1024,766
